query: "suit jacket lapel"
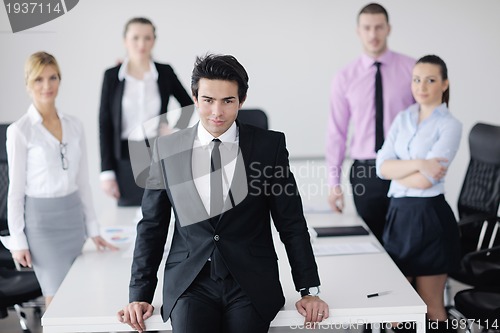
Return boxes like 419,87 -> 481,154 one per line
236,121 -> 254,174
113,78 -> 125,135
163,124 -> 212,228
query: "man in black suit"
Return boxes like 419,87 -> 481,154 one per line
118,54 -> 329,333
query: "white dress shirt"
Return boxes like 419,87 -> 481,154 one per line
100,59 -> 162,182
192,122 -> 239,215
119,58 -> 161,141
6,104 -> 100,250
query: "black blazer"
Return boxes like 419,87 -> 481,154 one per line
129,123 -> 320,323
98,62 -> 193,172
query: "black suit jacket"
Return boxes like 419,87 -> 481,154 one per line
98,62 -> 193,172
129,123 -> 320,323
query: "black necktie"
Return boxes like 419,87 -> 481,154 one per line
210,139 -> 223,224
209,138 -> 229,280
374,61 -> 384,152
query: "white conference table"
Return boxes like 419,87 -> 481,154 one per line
42,207 -> 426,332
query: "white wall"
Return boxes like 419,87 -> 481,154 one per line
1,0 -> 499,216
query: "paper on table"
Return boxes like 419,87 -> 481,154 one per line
313,242 -> 381,256
101,226 -> 136,244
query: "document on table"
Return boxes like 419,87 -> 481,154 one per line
313,242 -> 381,256
101,226 -> 136,244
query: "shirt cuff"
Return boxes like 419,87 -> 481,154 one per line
6,232 -> 29,251
422,173 -> 439,186
85,220 -> 100,238
375,157 -> 387,180
327,171 -> 341,187
100,170 -> 116,181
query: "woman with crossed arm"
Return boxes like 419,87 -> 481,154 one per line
376,55 -> 461,333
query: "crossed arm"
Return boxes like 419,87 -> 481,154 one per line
376,112 -> 462,190
379,157 -> 448,189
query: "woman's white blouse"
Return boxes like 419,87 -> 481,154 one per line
119,58 -> 161,141
6,104 -> 99,250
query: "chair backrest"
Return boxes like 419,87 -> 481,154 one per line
0,124 -> 9,237
237,109 -> 269,130
458,123 -> 500,218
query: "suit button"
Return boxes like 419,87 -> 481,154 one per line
214,235 -> 220,241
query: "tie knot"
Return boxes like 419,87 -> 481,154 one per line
374,61 -> 381,68
212,138 -> 221,147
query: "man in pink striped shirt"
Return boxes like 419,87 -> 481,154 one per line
326,3 -> 415,244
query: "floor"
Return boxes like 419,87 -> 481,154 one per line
0,279 -> 472,333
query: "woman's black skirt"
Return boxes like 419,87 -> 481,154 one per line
383,194 -> 460,276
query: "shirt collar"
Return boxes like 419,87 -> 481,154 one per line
197,121 -> 238,150
361,49 -> 394,69
118,58 -> 159,81
409,102 -> 449,123
434,103 -> 449,115
28,103 -> 64,125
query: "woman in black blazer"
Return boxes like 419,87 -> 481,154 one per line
99,17 -> 193,206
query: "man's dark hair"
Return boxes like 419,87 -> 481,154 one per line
191,54 -> 249,102
358,3 -> 389,23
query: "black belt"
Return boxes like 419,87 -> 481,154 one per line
354,159 -> 376,165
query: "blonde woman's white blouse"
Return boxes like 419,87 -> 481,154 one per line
6,104 -> 99,251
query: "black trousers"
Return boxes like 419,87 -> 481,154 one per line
170,262 -> 270,333
115,159 -> 144,206
349,160 -> 391,243
115,140 -> 145,207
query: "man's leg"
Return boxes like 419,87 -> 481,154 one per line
350,161 -> 390,333
350,161 -> 390,243
170,262 -> 270,333
170,263 -> 223,333
222,277 -> 270,333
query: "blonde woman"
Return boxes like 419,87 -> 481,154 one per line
7,51 -> 117,306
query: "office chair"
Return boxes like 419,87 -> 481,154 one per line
453,246 -> 500,333
0,268 -> 43,332
451,123 -> 500,283
446,123 -> 500,327
0,123 -> 16,270
0,123 -> 43,333
454,287 -> 500,333
237,108 -> 269,130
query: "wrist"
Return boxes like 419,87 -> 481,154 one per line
416,159 -> 425,172
100,170 -> 116,181
300,286 -> 320,297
